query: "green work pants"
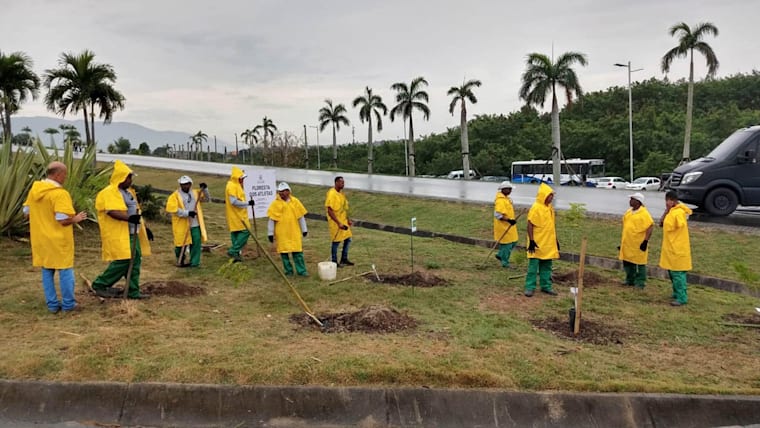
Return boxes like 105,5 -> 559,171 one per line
497,241 -> 517,267
623,260 -> 647,288
175,226 -> 202,267
669,270 -> 688,304
228,230 -> 250,258
281,252 -> 307,276
525,258 -> 553,292
92,235 -> 141,298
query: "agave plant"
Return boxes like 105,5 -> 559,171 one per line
0,139 -> 42,236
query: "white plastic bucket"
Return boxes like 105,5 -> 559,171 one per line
317,261 -> 337,281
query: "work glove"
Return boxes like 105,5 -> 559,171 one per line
248,200 -> 255,207
340,224 -> 349,230
127,214 -> 142,225
556,240 -> 561,251
527,240 -> 539,254
199,183 -> 207,189
639,240 -> 648,251
188,211 -> 197,218
268,235 -> 274,243
507,219 -> 517,225
617,246 -> 621,251
146,227 -> 154,241
302,231 -> 308,237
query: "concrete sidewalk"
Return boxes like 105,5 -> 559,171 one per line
2,380 -> 759,427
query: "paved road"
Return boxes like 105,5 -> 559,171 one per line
87,154 -> 760,226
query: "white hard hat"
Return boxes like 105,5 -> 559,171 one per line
277,182 -> 291,192
178,175 -> 192,184
629,192 -> 645,204
498,181 -> 514,190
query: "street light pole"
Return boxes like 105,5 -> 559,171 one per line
615,61 -> 643,183
309,125 -> 321,170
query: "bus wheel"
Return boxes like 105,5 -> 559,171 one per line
704,187 -> 738,216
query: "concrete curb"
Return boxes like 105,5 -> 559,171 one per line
2,380 -> 760,427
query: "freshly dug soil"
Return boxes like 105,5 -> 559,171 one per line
532,316 -> 629,345
290,305 -> 418,333
367,271 -> 447,287
552,270 -> 608,287
141,281 -> 206,297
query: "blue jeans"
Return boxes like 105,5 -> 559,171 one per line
331,238 -> 351,263
42,268 -> 76,312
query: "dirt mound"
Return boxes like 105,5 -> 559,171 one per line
141,281 -> 206,297
368,271 -> 447,287
532,316 -> 629,345
290,305 -> 418,333
552,270 -> 608,287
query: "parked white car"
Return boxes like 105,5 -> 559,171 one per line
625,177 -> 661,191
595,177 -> 630,189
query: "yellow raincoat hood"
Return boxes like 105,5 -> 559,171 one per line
110,160 -> 133,186
535,183 -> 554,205
230,166 -> 245,182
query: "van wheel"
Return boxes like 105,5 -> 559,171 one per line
704,188 -> 739,216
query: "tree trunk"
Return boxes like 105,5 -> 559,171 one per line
331,123 -> 338,168
367,116 -> 374,174
408,114 -> 416,177
461,101 -> 470,180
551,89 -> 561,187
90,106 -> 96,152
683,50 -> 694,163
2,103 -> 11,142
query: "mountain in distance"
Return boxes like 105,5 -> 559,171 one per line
13,116 -> 233,152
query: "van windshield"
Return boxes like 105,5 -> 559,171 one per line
705,130 -> 753,160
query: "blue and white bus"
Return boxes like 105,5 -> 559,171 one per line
511,158 -> 605,186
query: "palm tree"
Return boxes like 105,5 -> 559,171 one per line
0,51 -> 41,141
43,127 -> 59,146
352,87 -> 387,174
191,130 -> 208,160
390,77 -> 430,177
318,99 -> 350,169
240,128 -> 260,164
661,21 -> 719,162
43,50 -> 125,166
253,116 -> 277,165
448,79 -> 482,180
519,52 -> 588,186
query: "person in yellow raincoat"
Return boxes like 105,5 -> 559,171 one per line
659,190 -> 692,306
524,183 -> 559,297
92,160 -> 153,299
165,175 -> 210,267
225,166 -> 252,262
325,176 -> 353,267
23,161 -> 88,313
618,192 -> 654,288
267,182 -> 309,276
493,181 -> 519,268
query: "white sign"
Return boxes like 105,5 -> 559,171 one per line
247,169 -> 276,218
411,217 -> 417,233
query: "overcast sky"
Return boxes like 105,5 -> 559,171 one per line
3,0 -> 759,146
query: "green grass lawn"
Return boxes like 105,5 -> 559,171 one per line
1,165 -> 759,394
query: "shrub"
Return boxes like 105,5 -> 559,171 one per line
0,140 -> 42,236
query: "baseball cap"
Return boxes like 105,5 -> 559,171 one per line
629,192 -> 645,204
277,182 -> 291,192
498,181 -> 514,190
178,175 -> 192,184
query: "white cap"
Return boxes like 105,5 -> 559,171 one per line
629,192 -> 645,204
178,175 -> 192,184
498,181 -> 513,190
277,182 -> 291,192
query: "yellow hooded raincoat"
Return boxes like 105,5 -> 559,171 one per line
325,187 -> 352,242
267,195 -> 308,253
23,180 -> 76,269
659,203 -> 692,271
165,189 -> 208,247
618,206 -> 654,265
493,191 -> 518,244
526,183 -> 559,260
225,167 -> 251,232
95,160 -> 152,261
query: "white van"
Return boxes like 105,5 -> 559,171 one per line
446,169 -> 479,180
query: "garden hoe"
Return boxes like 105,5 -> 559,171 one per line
479,211 -> 525,268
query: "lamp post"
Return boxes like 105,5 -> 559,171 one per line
615,61 -> 643,183
309,125 -> 321,170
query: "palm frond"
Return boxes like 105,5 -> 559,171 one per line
661,45 -> 687,73
448,97 -> 459,115
694,41 -> 720,76
668,22 -> 691,37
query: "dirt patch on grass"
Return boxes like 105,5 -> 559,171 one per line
532,316 -> 629,345
368,271 -> 447,287
290,305 -> 418,334
480,291 -> 543,313
141,281 -> 206,297
553,270 -> 609,288
722,313 -> 760,326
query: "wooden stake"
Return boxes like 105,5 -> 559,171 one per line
574,237 -> 587,336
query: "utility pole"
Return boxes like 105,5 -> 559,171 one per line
352,126 -> 355,144
303,125 -> 309,169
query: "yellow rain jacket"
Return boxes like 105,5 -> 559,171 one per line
493,191 -> 518,244
659,203 -> 692,271
526,183 -> 559,260
23,179 -> 76,269
165,189 -> 208,247
225,167 -> 251,232
267,195 -> 308,253
325,187 -> 352,242
95,160 -> 152,261
618,206 -> 654,265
